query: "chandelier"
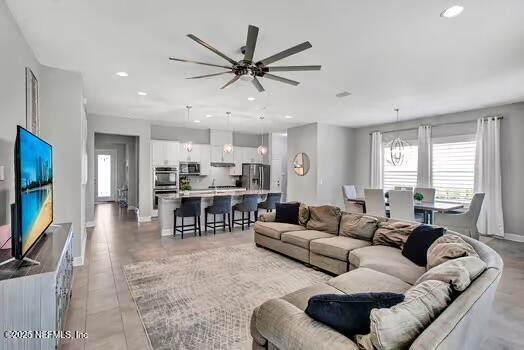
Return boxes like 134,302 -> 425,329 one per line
223,112 -> 233,153
387,108 -> 409,166
183,105 -> 193,152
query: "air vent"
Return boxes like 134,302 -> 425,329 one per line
336,91 -> 352,98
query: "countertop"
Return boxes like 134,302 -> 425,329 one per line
157,189 -> 274,200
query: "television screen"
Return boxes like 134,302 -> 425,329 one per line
16,126 -> 53,258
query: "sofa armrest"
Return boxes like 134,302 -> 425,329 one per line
259,212 -> 276,222
253,298 -> 359,350
434,212 -> 472,230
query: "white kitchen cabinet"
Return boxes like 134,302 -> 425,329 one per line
243,147 -> 261,163
199,144 -> 210,175
211,145 -> 233,163
181,143 -> 200,162
230,147 -> 244,176
151,140 -> 180,166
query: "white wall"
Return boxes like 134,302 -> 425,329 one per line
353,102 -> 524,236
0,0 -> 41,228
39,66 -> 85,260
269,133 -> 288,200
86,114 -> 151,221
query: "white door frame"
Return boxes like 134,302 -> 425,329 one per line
95,149 -> 117,202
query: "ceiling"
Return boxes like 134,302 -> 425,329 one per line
7,0 -> 524,133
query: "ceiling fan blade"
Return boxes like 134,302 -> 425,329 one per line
186,71 -> 232,79
266,65 -> 321,72
220,75 -> 240,89
263,73 -> 300,86
256,41 -> 312,66
252,76 -> 265,92
169,57 -> 231,69
187,34 -> 238,66
243,25 -> 259,63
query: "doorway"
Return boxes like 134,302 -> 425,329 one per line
95,149 -> 117,202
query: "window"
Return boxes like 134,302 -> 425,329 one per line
432,136 -> 476,202
383,141 -> 418,191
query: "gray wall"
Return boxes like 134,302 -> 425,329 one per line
87,114 -> 151,222
287,124 -> 318,204
151,125 -> 210,144
353,102 -> 524,236
317,124 -> 356,208
40,66 -> 85,259
0,0 -> 41,228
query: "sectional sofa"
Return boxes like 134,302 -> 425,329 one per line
251,205 -> 503,350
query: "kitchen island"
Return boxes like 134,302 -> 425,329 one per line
157,188 -> 272,236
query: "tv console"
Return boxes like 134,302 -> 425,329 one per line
0,223 -> 73,350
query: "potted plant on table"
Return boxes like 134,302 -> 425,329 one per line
414,192 -> 424,203
180,179 -> 192,194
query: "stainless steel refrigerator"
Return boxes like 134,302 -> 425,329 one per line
241,163 -> 270,190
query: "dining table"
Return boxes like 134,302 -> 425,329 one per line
347,198 -> 464,224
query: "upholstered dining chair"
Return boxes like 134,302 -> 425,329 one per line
434,193 -> 485,240
389,190 -> 415,221
364,189 -> 386,217
342,185 -> 364,213
414,187 -> 436,202
395,186 -> 414,192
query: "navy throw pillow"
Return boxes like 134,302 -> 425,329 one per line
402,224 -> 445,266
305,293 -> 405,337
275,202 -> 300,225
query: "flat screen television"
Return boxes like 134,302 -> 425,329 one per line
12,125 -> 53,260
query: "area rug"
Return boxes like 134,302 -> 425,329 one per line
123,243 -> 331,350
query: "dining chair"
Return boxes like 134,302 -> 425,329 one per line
394,186 -> 414,192
342,185 -> 364,213
414,187 -> 436,202
434,193 -> 485,240
389,190 -> 415,221
364,189 -> 386,217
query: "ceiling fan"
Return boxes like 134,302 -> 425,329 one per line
169,25 -> 321,92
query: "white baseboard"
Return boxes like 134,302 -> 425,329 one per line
73,231 -> 87,266
138,216 -> 152,223
504,233 -> 524,242
161,228 -> 173,236
85,221 -> 95,228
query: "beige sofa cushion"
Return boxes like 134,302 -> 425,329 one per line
427,234 -> 479,269
258,211 -> 276,222
254,298 -> 360,350
415,256 -> 487,291
372,221 -> 420,249
339,213 -> 379,241
306,205 -> 341,234
299,203 -> 310,226
282,283 -> 344,311
254,221 -> 305,240
370,280 -> 452,350
349,246 -> 426,284
310,236 -> 371,261
327,268 -> 411,294
281,230 -> 335,249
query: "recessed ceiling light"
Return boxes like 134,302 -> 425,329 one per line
247,96 -> 256,101
116,71 -> 128,77
194,120 -> 201,123
137,91 -> 147,96
440,5 -> 464,18
284,115 -> 293,119
205,114 -> 213,118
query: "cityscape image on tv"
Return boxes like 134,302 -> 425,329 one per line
19,128 -> 53,255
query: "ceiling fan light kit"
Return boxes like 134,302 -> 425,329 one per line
169,25 -> 321,92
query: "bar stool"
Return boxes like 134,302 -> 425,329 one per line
232,194 -> 259,230
258,192 -> 282,212
204,195 -> 232,234
174,197 -> 202,239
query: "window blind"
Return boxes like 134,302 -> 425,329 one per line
383,143 -> 418,191
432,137 -> 476,202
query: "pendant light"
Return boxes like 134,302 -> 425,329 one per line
223,111 -> 233,153
388,108 -> 409,167
183,105 -> 193,153
257,116 -> 268,156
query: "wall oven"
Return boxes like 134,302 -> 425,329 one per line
153,167 -> 178,210
179,161 -> 200,176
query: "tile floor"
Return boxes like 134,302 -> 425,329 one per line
62,203 -> 524,350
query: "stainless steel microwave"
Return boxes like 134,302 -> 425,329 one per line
179,162 -> 200,176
